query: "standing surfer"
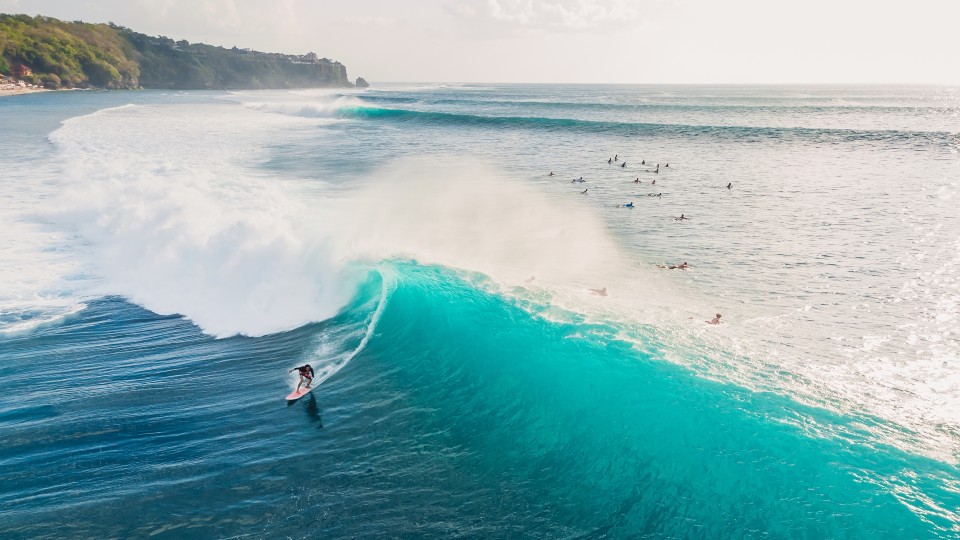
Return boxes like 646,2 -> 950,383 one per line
289,364 -> 315,390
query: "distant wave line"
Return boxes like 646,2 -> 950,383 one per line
338,105 -> 959,145
353,93 -> 960,113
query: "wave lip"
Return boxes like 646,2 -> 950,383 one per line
242,95 -> 365,118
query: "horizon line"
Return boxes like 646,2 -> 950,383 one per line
365,81 -> 960,87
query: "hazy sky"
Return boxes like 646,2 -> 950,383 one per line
3,0 -> 959,84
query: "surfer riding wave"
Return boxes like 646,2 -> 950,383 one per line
289,364 -> 315,390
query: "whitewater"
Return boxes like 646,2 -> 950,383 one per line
1,84 -> 958,538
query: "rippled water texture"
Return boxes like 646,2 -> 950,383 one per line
1,85 -> 959,538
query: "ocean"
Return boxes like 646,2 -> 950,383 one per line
1,84 -> 958,538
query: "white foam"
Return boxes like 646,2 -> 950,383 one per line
239,95 -> 366,118
0,129 -> 95,335
40,102 -> 358,338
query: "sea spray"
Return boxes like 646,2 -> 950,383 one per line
43,102 -> 358,338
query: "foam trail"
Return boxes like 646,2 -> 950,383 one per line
292,266 -> 395,389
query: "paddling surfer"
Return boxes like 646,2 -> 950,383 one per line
289,364 -> 315,390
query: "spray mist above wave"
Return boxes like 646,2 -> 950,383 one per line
39,101 -> 658,339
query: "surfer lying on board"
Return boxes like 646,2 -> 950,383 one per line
289,364 -> 315,390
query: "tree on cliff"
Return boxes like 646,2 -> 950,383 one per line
0,13 -> 353,90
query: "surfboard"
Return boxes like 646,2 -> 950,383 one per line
286,386 -> 314,401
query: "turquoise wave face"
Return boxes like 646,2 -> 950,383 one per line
0,259 -> 955,538
354,262 -> 957,537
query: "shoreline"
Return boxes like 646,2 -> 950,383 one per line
0,86 -> 50,97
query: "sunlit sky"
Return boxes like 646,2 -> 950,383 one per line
4,0 -> 959,84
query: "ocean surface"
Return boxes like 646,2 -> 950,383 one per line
1,84 -> 959,538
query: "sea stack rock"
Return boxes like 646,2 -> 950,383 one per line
355,77 -> 369,88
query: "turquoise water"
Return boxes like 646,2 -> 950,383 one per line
1,85 -> 959,538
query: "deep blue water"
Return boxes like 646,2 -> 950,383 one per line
1,85 -> 959,538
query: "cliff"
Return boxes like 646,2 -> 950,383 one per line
0,14 -> 353,90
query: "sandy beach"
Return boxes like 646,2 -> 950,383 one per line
0,77 -> 49,97
0,86 -> 49,97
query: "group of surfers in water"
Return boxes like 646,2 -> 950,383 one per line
551,154 -> 725,325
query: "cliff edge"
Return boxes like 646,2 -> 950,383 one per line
0,14 -> 354,90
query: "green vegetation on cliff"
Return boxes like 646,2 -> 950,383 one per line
0,14 -> 352,89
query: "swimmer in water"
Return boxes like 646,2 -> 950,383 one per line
548,172 -> 554,176
619,202 -> 635,208
589,287 -> 608,296
621,162 -> 627,167
580,188 -> 588,195
608,158 -> 613,164
727,183 -> 732,189
634,177 -> 640,183
641,160 -> 645,165
707,313 -> 722,324
652,179 -> 656,185
675,214 -> 688,220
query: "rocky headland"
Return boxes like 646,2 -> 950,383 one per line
0,14 -> 363,91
